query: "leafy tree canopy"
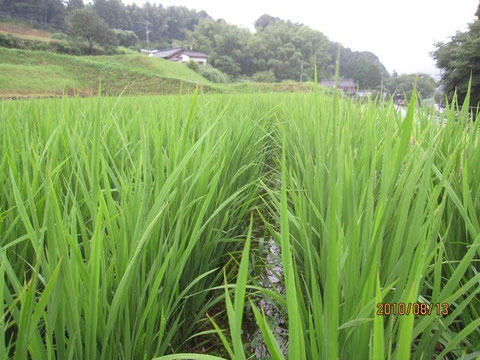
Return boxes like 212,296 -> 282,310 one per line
66,0 -> 84,13
327,43 -> 388,89
67,8 -> 117,54
385,73 -> 436,99
434,7 -> 480,108
93,0 -> 130,29
2,0 -> 65,27
254,14 -> 280,31
188,16 -> 331,80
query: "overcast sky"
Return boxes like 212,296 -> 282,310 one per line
125,0 -> 478,76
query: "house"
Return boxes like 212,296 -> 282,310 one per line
141,47 -> 209,66
320,78 -> 357,94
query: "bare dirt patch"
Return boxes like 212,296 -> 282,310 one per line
0,21 -> 53,41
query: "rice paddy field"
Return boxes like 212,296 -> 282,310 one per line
0,91 -> 479,359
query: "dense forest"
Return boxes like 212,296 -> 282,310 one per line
0,0 -> 394,85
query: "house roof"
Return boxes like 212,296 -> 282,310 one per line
150,47 -> 183,58
320,79 -> 357,88
149,47 -> 209,59
183,50 -> 209,58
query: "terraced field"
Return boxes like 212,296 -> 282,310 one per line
0,48 -> 221,97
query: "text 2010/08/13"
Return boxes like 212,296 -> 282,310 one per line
376,302 -> 449,316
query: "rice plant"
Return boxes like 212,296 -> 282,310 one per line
262,91 -> 480,359
160,92 -> 480,359
0,93 -> 274,358
246,92 -> 480,359
1,90 -> 479,359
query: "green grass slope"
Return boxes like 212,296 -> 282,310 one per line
0,48 -> 222,97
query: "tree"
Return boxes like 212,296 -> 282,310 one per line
67,8 -> 117,54
434,6 -> 480,108
93,0 -> 130,29
327,44 -> 389,85
254,19 -> 330,81
1,0 -> 19,17
358,63 -> 382,88
2,0 -> 66,27
67,0 -> 84,12
385,73 -> 436,99
187,16 -> 331,81
187,18 -> 251,77
113,28 -> 138,47
254,14 -> 280,31
213,55 -> 242,77
164,6 -> 209,41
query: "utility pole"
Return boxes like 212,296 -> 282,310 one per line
380,75 -> 384,101
145,22 -> 150,52
300,59 -> 304,82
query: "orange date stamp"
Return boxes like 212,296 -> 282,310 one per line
376,302 -> 449,316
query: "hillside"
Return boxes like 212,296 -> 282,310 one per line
1,1 -> 390,84
0,48 -> 223,97
0,21 -> 53,42
0,48 -> 318,98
